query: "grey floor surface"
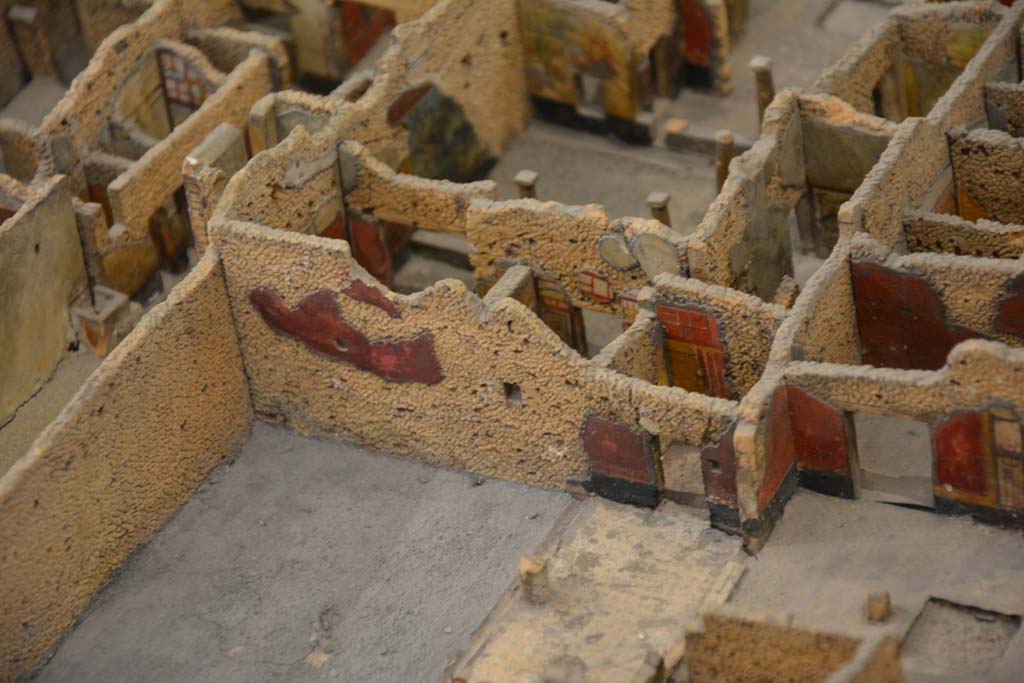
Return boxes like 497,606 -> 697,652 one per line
33,423 -> 572,683
665,0 -> 893,140
489,120 -> 718,233
731,489 -> 1024,683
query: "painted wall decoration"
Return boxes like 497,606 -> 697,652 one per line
346,211 -> 395,286
518,0 -> 639,124
536,272 -> 588,354
391,85 -> 496,183
680,0 -> 714,85
582,413 -> 659,507
249,286 -> 443,385
852,261 -> 988,370
157,48 -> 213,126
342,279 -> 399,317
901,24 -> 991,117
338,2 -> 394,69
759,385 -> 797,513
996,272 -> 1024,338
576,268 -> 613,303
656,303 -> 732,399
784,385 -> 856,498
930,405 -> 1023,525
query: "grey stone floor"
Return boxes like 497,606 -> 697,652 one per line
730,489 -> 1024,683
32,423 -> 572,683
665,0 -> 893,140
1,77 -> 66,126
489,120 -> 718,233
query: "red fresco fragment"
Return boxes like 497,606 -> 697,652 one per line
853,261 -> 988,370
249,287 -> 443,385
995,273 -> 1024,338
934,412 -> 989,496
320,214 -> 347,240
387,85 -> 432,125
340,2 -> 393,66
583,414 -> 654,484
758,386 -> 796,512
348,214 -> 393,286
786,386 -> 851,475
342,280 -> 400,318
680,0 -> 713,67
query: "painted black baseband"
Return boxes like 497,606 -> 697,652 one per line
742,465 -> 799,540
708,502 -> 741,535
799,469 -> 856,499
585,474 -> 659,508
935,496 -> 1024,529
530,97 -> 652,144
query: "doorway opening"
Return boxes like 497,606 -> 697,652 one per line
854,413 -> 933,508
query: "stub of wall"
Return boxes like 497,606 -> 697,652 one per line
985,81 -> 1024,135
685,611 -> 904,683
183,123 -> 249,255
107,52 -> 269,235
186,25 -> 292,87
38,0 -> 242,180
812,16 -> 900,115
0,119 -> 40,182
862,245 -> 1024,350
340,139 -> 497,233
0,251 -> 252,680
782,239 -> 861,367
216,125 -> 343,235
924,1 -> 1019,129
842,118 -> 948,248
783,340 -> 1024,423
592,310 -> 663,384
74,0 -> 144,51
0,177 -> 86,426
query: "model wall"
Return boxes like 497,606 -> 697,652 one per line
685,612 -> 904,683
334,0 -> 528,169
213,216 -> 736,498
903,210 -> 1024,259
0,252 -> 252,680
100,51 -> 274,293
37,0 -> 242,185
0,177 -> 87,427
0,119 -> 39,182
687,89 -> 802,300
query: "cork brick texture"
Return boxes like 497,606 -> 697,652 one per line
5,0 -> 1024,679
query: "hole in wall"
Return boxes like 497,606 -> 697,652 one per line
503,382 -> 522,406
